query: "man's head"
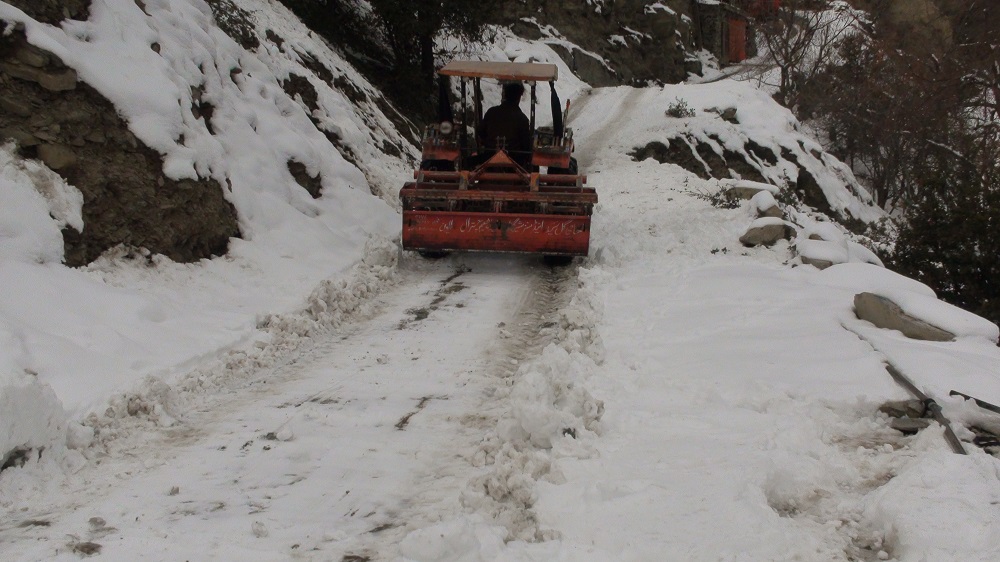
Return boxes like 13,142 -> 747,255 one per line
502,82 -> 525,103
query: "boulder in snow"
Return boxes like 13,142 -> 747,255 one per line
854,292 -> 955,342
889,417 -> 932,435
794,224 -> 883,269
706,106 -> 739,123
740,217 -> 795,247
750,190 -> 782,218
879,399 -> 926,419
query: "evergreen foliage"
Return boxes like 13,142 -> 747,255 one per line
368,0 -> 501,91
793,0 -> 1000,326
277,0 -> 500,120
890,132 -> 1000,325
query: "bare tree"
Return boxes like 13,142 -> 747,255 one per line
756,0 -> 855,106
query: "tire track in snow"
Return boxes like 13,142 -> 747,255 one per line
564,87 -> 594,126
446,261 -> 606,544
488,264 -> 579,381
326,256 -> 589,560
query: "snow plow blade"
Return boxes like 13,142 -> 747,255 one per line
400,152 -> 596,256
402,211 -> 593,255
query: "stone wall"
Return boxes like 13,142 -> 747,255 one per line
0,24 -> 240,266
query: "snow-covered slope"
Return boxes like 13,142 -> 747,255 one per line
0,0 -> 413,463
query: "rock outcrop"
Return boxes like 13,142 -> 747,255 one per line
740,217 -> 795,247
503,0 -> 698,85
0,26 -> 240,266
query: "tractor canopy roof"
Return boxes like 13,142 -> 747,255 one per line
438,60 -> 558,82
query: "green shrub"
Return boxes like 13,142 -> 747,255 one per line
666,98 -> 696,118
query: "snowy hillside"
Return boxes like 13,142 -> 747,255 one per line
3,1 -> 1000,561
0,0 -> 413,462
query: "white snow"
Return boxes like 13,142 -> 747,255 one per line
0,144 -> 82,264
726,178 -> 781,195
2,3 -> 1000,562
750,188 -> 779,212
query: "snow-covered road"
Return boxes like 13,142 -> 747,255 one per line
1,256 -> 581,560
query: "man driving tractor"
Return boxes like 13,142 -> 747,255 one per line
400,60 -> 596,259
477,82 -> 532,168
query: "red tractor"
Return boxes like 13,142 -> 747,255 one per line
399,61 -> 597,260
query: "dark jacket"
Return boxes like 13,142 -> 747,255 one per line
478,101 -> 532,160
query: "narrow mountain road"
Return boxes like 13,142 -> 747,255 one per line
0,254 -> 577,561
570,86 -> 650,171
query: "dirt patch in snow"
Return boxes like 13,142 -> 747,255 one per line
395,396 -> 436,430
397,268 -> 470,329
205,0 -> 260,51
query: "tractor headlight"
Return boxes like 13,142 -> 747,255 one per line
439,121 -> 454,135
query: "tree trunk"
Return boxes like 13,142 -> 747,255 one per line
420,33 -> 435,93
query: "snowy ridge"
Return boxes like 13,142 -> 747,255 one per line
650,81 -> 881,223
0,236 -> 399,509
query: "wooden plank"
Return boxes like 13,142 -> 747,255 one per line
886,364 -> 967,455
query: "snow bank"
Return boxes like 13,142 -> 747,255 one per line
0,144 -> 82,264
500,345 -> 604,449
455,268 -> 607,544
0,369 -> 65,467
89,236 -> 398,432
398,515 -> 506,562
862,452 -> 1000,561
